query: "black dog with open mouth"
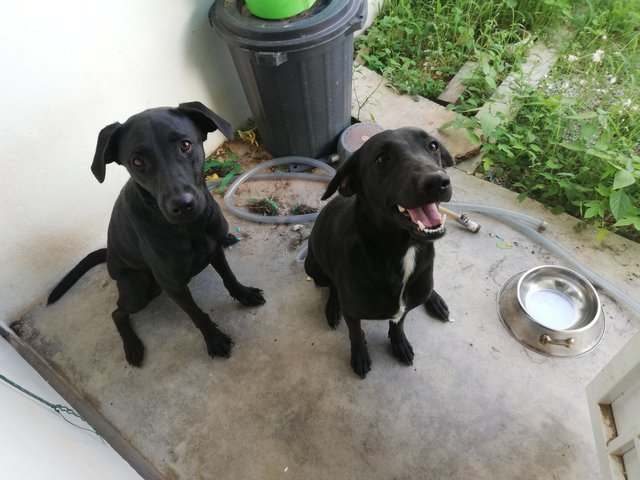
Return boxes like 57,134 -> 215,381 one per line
305,127 -> 454,378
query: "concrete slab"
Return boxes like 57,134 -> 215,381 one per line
437,61 -> 478,105
15,163 -> 639,479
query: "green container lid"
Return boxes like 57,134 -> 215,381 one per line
245,0 -> 316,19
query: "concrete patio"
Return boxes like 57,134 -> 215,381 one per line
11,68 -> 640,479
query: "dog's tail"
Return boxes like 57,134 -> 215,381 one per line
47,248 -> 108,305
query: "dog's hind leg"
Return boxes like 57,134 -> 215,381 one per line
165,287 -> 234,358
424,290 -> 450,321
388,314 -> 414,365
210,249 -> 265,306
305,244 -> 341,327
345,316 -> 371,378
304,244 -> 332,287
222,233 -> 240,248
325,286 -> 341,329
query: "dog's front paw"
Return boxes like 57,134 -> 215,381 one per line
424,290 -> 451,322
350,345 -> 372,379
232,286 -> 266,307
123,336 -> 145,367
202,325 -> 234,358
389,330 -> 414,365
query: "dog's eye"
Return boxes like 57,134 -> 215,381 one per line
132,157 -> 145,168
375,153 -> 389,165
180,141 -> 193,153
428,141 -> 439,153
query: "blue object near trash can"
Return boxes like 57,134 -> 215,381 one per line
209,0 -> 367,158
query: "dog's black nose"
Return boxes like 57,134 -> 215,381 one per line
421,172 -> 450,194
171,193 -> 195,215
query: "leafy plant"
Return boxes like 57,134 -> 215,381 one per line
245,198 -> 279,216
480,83 -> 639,241
203,154 -> 243,195
356,0 -> 557,99
360,0 -> 640,241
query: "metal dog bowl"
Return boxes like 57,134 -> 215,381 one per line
497,265 -> 605,357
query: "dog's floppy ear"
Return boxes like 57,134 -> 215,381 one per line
91,122 -> 121,184
177,101 -> 234,140
321,151 -> 360,200
440,144 -> 455,168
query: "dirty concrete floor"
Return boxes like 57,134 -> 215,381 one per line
18,163 -> 640,479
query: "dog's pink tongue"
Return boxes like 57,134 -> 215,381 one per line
407,203 -> 441,228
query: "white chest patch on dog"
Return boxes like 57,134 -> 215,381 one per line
391,245 -> 417,322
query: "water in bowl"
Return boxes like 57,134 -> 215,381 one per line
524,289 -> 576,330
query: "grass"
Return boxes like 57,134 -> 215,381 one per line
357,0 -> 554,98
357,0 -> 640,242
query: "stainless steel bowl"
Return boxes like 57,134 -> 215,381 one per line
497,265 -> 605,357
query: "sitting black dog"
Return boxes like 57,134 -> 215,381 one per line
48,102 -> 265,366
305,127 -> 454,378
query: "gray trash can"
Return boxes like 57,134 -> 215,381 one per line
209,0 -> 367,158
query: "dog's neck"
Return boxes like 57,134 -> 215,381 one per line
354,196 -> 413,250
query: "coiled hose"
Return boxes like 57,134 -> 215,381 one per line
220,157 -> 335,224
215,159 -> 639,316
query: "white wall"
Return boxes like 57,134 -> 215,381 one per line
0,0 -> 249,325
359,0 -> 384,33
0,335 -> 143,478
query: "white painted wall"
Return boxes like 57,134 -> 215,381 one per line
0,335 -> 143,478
0,0 -> 250,325
359,0 -> 384,34
587,330 -> 640,480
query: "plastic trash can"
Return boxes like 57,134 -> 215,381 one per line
209,0 -> 367,158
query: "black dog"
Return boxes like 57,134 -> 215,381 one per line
305,127 -> 453,378
48,102 -> 265,366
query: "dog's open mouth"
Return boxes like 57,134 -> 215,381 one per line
396,203 -> 447,239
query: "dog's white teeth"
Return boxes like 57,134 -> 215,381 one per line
398,205 -> 406,213
416,222 -> 446,235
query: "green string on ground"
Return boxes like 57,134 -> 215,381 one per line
0,372 -> 103,440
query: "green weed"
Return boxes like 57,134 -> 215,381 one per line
357,0 -> 560,98
359,0 -> 640,241
480,1 -> 640,241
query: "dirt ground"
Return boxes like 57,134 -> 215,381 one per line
206,137 -> 330,223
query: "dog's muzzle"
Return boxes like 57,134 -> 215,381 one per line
163,191 -> 205,223
397,203 -> 446,235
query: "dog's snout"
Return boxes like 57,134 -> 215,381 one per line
420,171 -> 450,195
170,193 -> 195,215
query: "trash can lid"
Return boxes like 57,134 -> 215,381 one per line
245,0 -> 317,20
209,0 -> 367,52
